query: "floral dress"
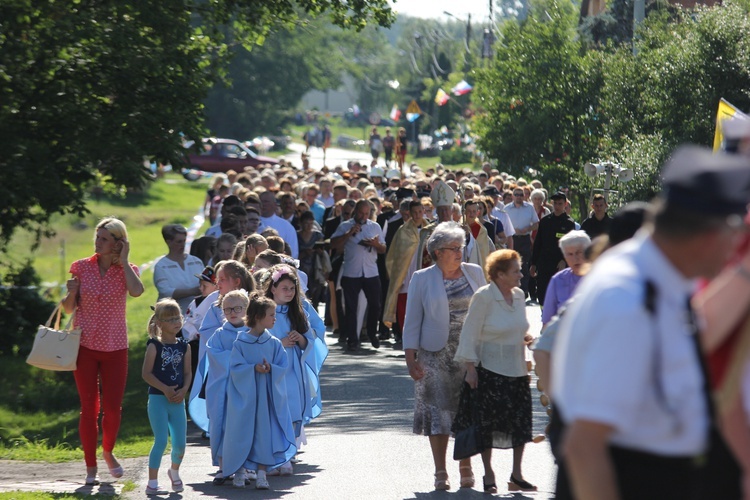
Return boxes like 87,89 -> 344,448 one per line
413,275 -> 474,436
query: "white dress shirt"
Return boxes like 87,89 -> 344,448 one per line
505,201 -> 539,233
260,214 -> 299,258
331,219 -> 385,278
552,232 -> 708,456
153,254 -> 205,313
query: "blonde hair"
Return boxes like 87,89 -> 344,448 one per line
147,298 -> 182,339
96,217 -> 128,266
219,289 -> 250,311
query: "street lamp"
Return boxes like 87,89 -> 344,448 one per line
443,11 -> 472,54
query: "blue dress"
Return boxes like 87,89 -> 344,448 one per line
268,304 -> 324,432
302,300 -> 328,419
205,322 -> 247,466
222,330 -> 296,475
188,301 -> 224,432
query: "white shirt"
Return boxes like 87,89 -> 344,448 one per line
260,214 -> 299,258
493,209 -> 515,237
205,223 -> 222,238
505,201 -> 539,234
332,219 -> 385,278
552,232 -> 708,456
153,254 -> 205,313
318,193 -> 334,208
455,284 -> 529,377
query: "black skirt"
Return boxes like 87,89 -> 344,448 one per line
452,366 -> 532,449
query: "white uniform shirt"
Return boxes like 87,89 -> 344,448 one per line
552,232 -> 708,456
332,219 -> 385,278
493,209 -> 515,237
153,254 -> 205,313
505,201 -> 539,233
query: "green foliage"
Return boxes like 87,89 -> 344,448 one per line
0,0 -> 394,251
0,262 -> 57,358
440,147 -> 473,165
474,0 -> 604,185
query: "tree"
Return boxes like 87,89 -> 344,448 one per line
0,0 -> 394,249
474,0 -> 604,211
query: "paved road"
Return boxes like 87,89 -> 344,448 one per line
280,142 -> 376,171
0,303 -> 555,499
124,302 -> 556,499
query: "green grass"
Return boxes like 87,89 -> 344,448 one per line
0,173 -> 209,462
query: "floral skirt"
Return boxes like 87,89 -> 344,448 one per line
451,366 -> 532,449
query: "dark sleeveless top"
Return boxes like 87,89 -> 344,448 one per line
147,337 -> 188,396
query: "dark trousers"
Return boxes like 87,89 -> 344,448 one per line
536,266 -> 557,307
556,446 -> 701,500
513,235 -> 532,295
341,276 -> 381,347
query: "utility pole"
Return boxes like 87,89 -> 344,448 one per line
633,0 -> 645,55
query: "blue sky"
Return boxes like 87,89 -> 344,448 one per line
391,0 -> 492,21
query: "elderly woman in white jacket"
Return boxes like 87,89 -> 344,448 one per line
453,249 -> 535,493
403,222 -> 486,491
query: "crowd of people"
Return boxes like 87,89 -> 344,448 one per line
60,132 -> 750,497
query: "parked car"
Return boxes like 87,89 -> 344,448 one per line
336,134 -> 366,150
186,138 -> 279,173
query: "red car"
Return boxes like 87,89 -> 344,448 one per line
186,138 -> 279,173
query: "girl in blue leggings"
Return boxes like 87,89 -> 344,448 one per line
142,299 -> 192,495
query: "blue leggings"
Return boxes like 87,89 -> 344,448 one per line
147,394 -> 187,469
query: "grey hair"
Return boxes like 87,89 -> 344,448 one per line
452,202 -> 462,215
399,198 -> 413,211
530,188 -> 546,202
559,230 -> 591,251
427,222 -> 466,260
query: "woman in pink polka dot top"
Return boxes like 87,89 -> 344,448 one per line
62,217 -> 145,486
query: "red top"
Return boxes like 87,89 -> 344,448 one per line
70,254 -> 140,352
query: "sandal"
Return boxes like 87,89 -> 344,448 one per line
167,468 -> 184,493
434,470 -> 450,490
508,474 -> 537,492
483,475 -> 498,494
459,465 -> 475,488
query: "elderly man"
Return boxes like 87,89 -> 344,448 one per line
505,186 -> 539,295
331,199 -> 387,352
553,146 -> 749,500
258,190 -> 299,258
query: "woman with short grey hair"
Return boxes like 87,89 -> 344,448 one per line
403,222 -> 487,490
154,224 -> 205,313
541,230 -> 591,325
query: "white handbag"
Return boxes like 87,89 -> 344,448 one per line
26,303 -> 81,371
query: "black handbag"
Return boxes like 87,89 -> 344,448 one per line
453,384 -> 483,460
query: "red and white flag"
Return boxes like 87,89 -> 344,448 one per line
390,104 -> 401,121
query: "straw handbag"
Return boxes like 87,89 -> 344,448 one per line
26,303 -> 81,371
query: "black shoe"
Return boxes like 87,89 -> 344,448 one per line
378,331 -> 391,341
369,335 -> 381,349
345,344 -> 359,353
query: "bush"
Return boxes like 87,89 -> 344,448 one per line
0,261 -> 57,357
440,147 -> 473,165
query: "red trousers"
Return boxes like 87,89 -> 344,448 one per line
397,293 -> 408,330
73,346 -> 128,467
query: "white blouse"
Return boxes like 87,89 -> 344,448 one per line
454,283 -> 529,377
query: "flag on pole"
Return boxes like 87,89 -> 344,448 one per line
713,98 -> 748,151
390,104 -> 401,122
435,88 -> 450,106
451,80 -> 473,96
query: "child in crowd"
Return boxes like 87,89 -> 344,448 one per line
223,293 -> 296,490
182,265 -> 218,391
187,261 -> 254,433
141,299 -> 192,495
205,290 -> 250,485
262,264 -> 323,474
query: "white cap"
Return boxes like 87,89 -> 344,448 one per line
386,168 -> 401,180
370,167 -> 385,178
430,180 -> 456,207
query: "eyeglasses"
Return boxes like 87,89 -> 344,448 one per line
159,316 -> 182,324
514,193 -> 524,197
440,246 -> 465,253
223,306 -> 245,315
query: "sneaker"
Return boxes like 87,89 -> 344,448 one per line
280,463 -> 293,476
145,485 -> 167,496
244,469 -> 257,483
256,475 -> 269,490
233,470 -> 246,488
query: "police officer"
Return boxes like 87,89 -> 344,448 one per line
552,145 -> 750,500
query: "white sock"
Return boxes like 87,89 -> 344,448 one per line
148,479 -> 158,489
169,468 -> 181,482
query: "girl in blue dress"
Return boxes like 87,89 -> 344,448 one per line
142,299 -> 192,495
261,264 -> 324,475
222,294 -> 296,490
205,289 -> 249,484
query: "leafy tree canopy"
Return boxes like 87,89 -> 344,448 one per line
0,0 -> 394,250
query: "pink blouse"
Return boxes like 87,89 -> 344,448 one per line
70,255 -> 140,352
